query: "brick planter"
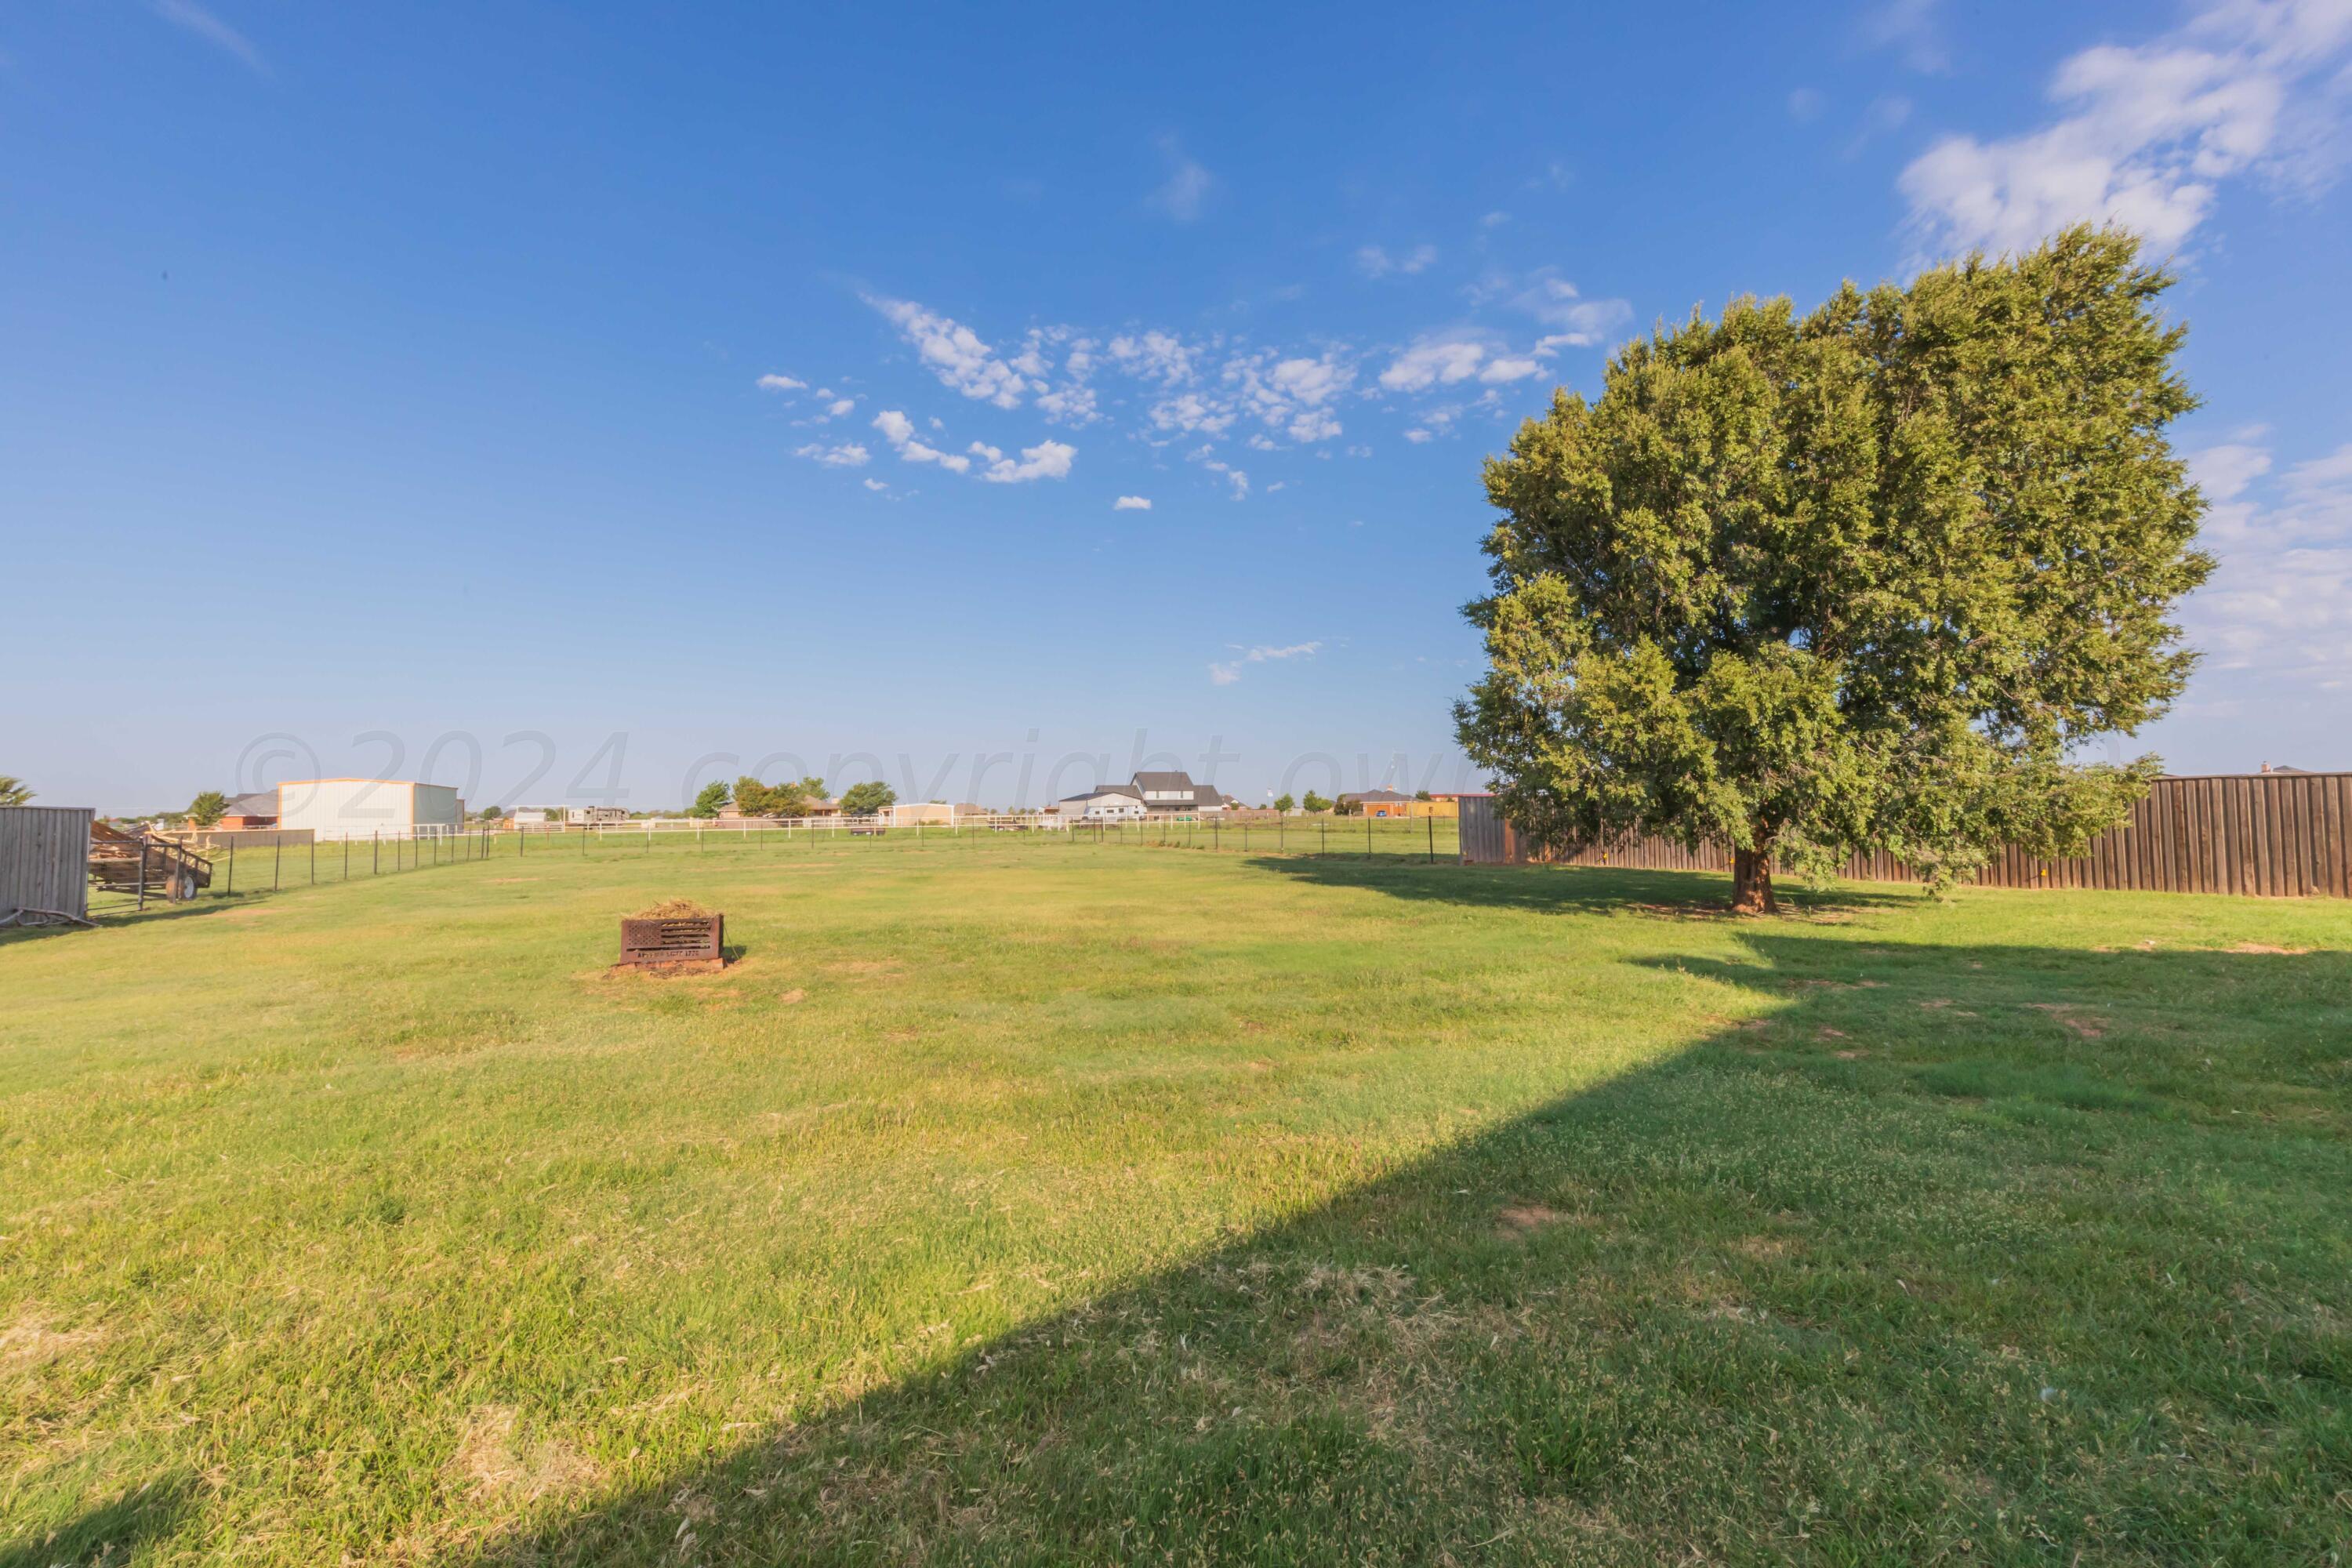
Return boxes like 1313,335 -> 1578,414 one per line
618,913 -> 724,967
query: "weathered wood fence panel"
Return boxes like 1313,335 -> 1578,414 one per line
1459,774 -> 2352,899
0,806 -> 95,924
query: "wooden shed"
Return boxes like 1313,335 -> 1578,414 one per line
0,806 -> 95,927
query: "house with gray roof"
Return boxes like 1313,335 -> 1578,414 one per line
1054,770 -> 1227,821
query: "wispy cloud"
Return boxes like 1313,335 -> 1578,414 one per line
1356,243 -> 1437,278
151,0 -> 267,74
1208,641 -> 1322,686
1844,94 -> 1914,158
865,409 -> 1073,484
866,296 -> 1028,408
873,408 -> 971,472
1859,0 -> 1948,74
1113,495 -> 1152,510
1149,136 -> 1214,221
1900,0 -> 2352,258
793,441 -> 869,468
2181,434 -> 2352,686
756,372 -> 806,392
1378,336 -> 1543,391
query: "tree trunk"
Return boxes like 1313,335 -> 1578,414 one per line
1730,843 -> 1777,915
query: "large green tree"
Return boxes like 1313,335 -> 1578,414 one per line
1456,227 -> 2212,912
837,781 -> 896,817
187,790 -> 228,828
687,781 -> 729,819
734,774 -> 829,817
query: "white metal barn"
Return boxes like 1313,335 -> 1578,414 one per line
274,779 -> 464,841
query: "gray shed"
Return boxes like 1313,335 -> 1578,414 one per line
0,806 -> 95,927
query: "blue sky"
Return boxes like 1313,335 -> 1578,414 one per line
7,1 -> 2350,813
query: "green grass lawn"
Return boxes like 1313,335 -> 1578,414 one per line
3,837 -> 2348,1564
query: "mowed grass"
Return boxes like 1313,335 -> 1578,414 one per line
2,837 -> 2348,1565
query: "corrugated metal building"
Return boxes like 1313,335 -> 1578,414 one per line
0,806 -> 94,925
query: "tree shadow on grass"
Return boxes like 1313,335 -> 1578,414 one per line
443,935 -> 2350,1566
1247,855 -> 1922,920
0,1475 -> 193,1568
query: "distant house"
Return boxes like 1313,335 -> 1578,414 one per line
2258,762 -> 2311,775
216,791 -> 279,830
1340,789 -> 1416,818
1132,771 -> 1226,815
1056,771 -> 1225,821
576,806 -> 630,826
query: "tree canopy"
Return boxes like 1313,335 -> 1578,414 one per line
0,775 -> 31,808
1455,227 -> 2212,910
732,774 -> 829,818
187,790 -> 228,828
687,782 -> 730,819
837,781 -> 896,817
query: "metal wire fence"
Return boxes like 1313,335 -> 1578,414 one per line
82,813 -> 1464,920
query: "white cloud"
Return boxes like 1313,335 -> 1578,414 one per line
863,478 -> 889,492
2190,438 -> 2274,543
1114,495 -> 1153,510
1149,390 -> 1236,437
794,442 -> 870,468
151,0 -> 267,73
1900,0 -> 2352,259
866,296 -> 1028,408
1225,350 -> 1354,444
1479,356 -> 1541,384
2181,436 -> 2352,684
980,439 -> 1076,484
1109,330 -> 1198,384
1356,243 -> 1439,278
872,408 -> 973,472
1403,427 -> 1433,444
1379,338 -> 1490,391
1501,270 -> 1635,347
1191,452 -> 1250,499
1035,383 -> 1101,425
827,397 -> 855,416
757,373 -> 807,392
1208,641 -> 1322,685
1149,136 -> 1214,220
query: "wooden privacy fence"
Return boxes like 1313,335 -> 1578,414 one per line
0,806 -> 95,925
1459,773 -> 2352,899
